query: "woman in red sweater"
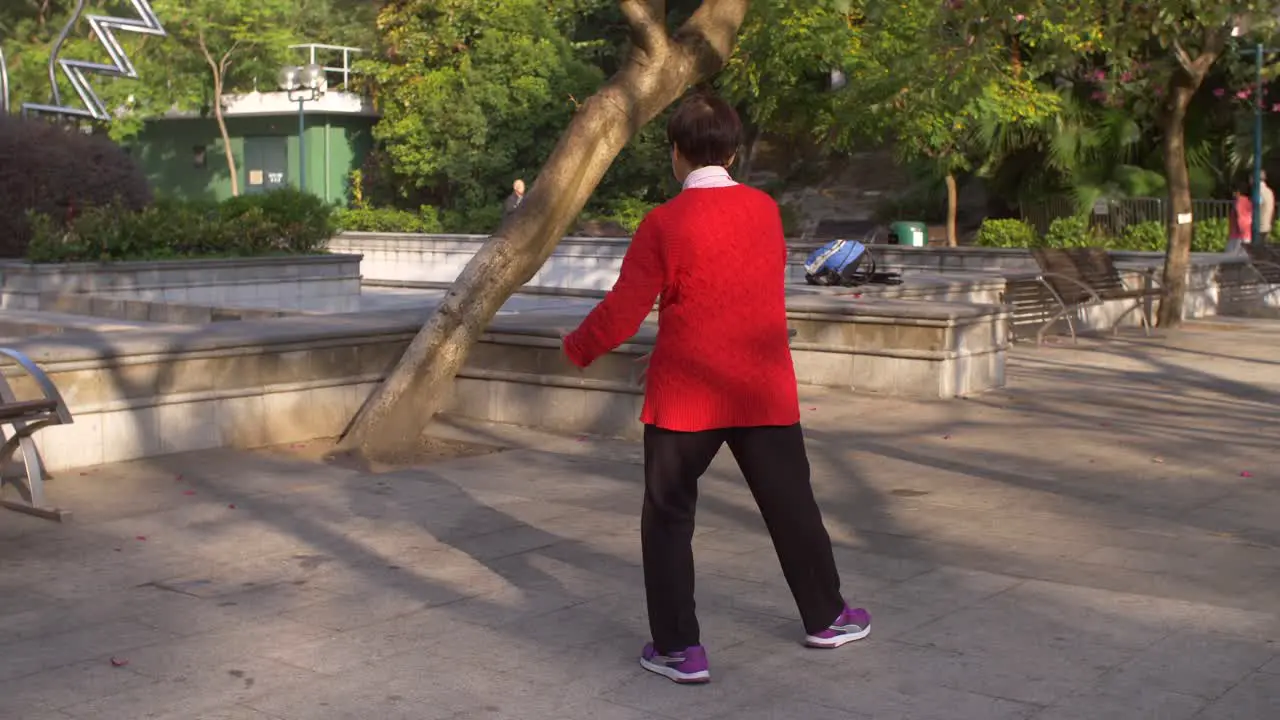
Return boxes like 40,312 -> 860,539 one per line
562,93 -> 869,684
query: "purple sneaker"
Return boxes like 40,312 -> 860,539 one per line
805,606 -> 871,648
640,643 -> 711,684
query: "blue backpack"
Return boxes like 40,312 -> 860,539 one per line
803,239 -> 902,287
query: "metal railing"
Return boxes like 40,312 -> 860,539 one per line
1021,196 -> 1234,236
288,43 -> 363,92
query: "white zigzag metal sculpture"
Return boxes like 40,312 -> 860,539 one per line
16,0 -> 167,120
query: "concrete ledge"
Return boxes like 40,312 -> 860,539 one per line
1,294 -> 1007,469
34,293 -> 313,324
1,254 -> 363,311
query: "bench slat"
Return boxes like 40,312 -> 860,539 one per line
0,399 -> 58,422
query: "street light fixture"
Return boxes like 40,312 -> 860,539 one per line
277,62 -> 325,193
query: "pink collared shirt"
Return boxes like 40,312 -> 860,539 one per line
682,166 -> 738,190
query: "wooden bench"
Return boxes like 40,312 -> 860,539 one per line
1022,247 -> 1162,344
0,348 -> 73,521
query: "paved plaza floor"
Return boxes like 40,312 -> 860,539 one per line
2,319 -> 1279,719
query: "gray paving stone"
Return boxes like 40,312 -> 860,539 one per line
707,699 -> 873,720
58,656 -> 321,720
1028,687 -> 1205,720
260,606 -> 457,674
0,658 -> 154,715
1195,671 -> 1280,720
1092,631 -> 1277,699
0,618 -> 178,683
5,322 -> 1280,719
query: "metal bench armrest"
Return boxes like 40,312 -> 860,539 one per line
1037,272 -> 1104,305
0,348 -> 72,424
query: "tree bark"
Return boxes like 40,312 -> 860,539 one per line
337,0 -> 750,460
212,75 -> 239,197
944,172 -> 958,247
1158,36 -> 1223,327
198,33 -> 240,197
1158,80 -> 1195,327
1157,70 -> 1223,325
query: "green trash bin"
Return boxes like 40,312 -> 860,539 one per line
889,221 -> 927,247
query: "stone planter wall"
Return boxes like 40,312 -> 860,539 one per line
3,292 -> 1007,470
0,254 -> 363,313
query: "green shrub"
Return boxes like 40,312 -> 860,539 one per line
25,189 -> 333,263
441,205 -> 505,234
334,206 -> 444,233
974,218 -> 1037,248
1043,216 -> 1094,248
1192,218 -> 1229,252
220,188 -> 334,254
0,115 -> 152,258
602,197 -> 657,233
1116,221 -> 1166,252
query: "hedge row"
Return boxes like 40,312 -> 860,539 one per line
975,216 -> 1236,253
27,189 -> 334,263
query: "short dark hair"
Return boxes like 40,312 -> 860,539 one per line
666,92 -> 742,168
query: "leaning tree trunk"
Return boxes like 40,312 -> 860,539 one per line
944,172 -> 959,247
1158,72 -> 1208,327
337,0 -> 750,460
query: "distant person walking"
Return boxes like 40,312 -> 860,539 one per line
1228,182 -> 1253,255
503,178 -> 526,217
1259,171 -> 1274,245
561,92 -> 869,685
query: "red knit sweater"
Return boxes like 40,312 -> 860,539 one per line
563,184 -> 800,431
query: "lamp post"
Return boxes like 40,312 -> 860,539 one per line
277,63 -> 325,193
1234,17 -> 1279,247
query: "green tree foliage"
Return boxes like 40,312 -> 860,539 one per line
362,1 -> 603,211
719,0 -> 858,147
359,0 -> 680,230
1,1 -> 374,144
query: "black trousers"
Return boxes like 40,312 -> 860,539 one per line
642,423 -> 844,652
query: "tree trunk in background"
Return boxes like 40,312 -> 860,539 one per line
1158,67 -> 1213,326
735,122 -> 759,182
1157,34 -> 1225,328
337,0 -> 750,461
212,75 -> 239,197
945,172 -> 958,246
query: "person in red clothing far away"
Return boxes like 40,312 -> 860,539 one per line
561,92 -> 869,685
1227,181 -> 1254,255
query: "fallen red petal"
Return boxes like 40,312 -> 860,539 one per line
182,490 -> 196,496
228,504 -> 237,509
109,657 -> 129,667
1241,471 -> 1254,478
135,536 -> 147,541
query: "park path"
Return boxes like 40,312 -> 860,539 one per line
1,319 -> 1278,719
